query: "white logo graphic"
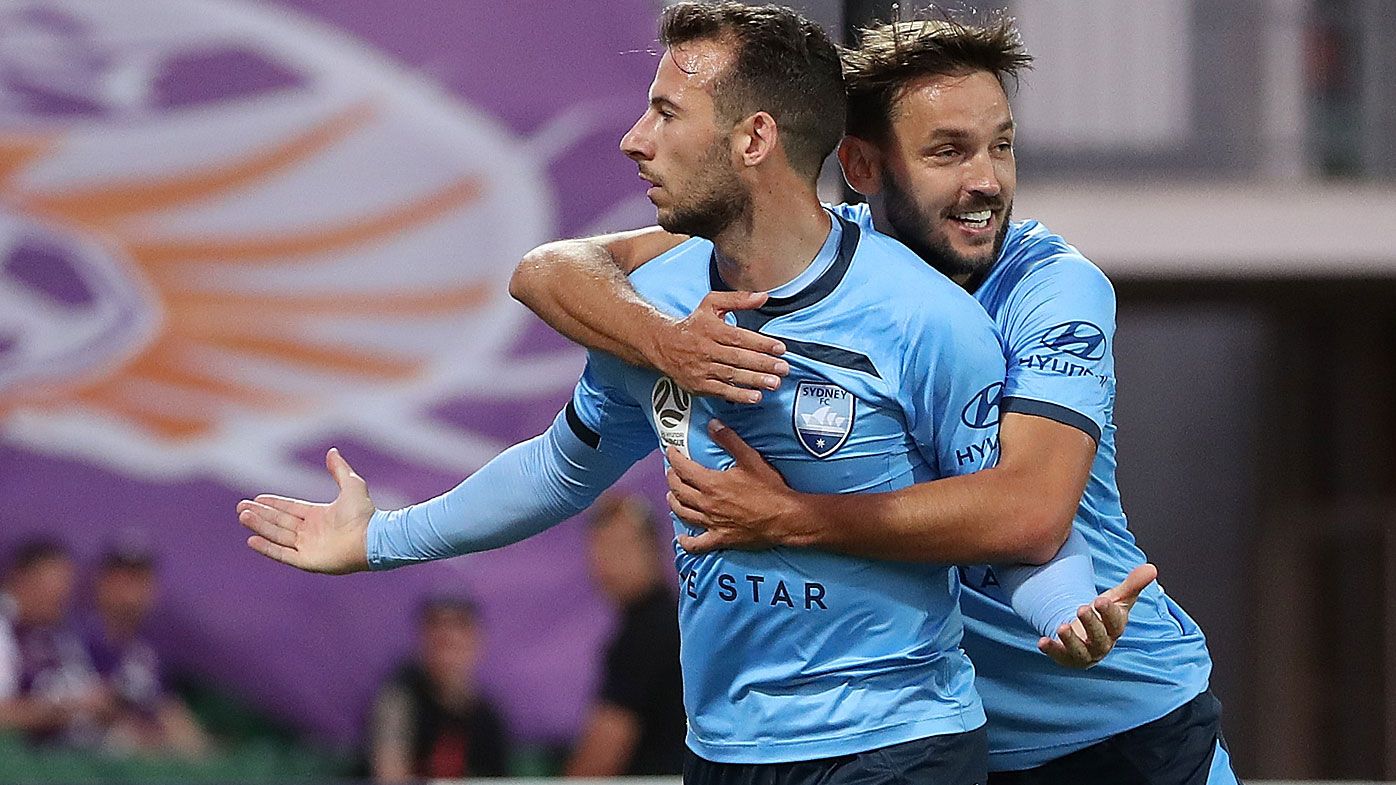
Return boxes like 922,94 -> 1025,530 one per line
650,376 -> 691,458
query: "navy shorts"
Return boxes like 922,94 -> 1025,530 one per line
987,691 -> 1241,785
684,728 -> 988,785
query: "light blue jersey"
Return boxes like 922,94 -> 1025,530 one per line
367,212 -> 1100,767
835,203 -> 1215,771
571,214 -> 1005,763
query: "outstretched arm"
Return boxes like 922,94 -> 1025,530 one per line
237,408 -> 644,573
510,230 -> 790,404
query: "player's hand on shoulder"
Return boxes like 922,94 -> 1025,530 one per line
648,291 -> 790,405
236,447 -> 374,575
1037,563 -> 1158,668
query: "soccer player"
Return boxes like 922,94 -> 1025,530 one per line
507,13 -> 1241,785
238,5 -> 1115,784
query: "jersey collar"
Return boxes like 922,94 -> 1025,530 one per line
708,212 -> 860,330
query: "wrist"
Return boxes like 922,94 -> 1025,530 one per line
773,491 -> 823,548
636,312 -> 681,372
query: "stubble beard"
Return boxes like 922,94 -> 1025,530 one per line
654,136 -> 750,240
883,172 -> 1011,281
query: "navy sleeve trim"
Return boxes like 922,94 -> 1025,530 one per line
1001,396 -> 1101,444
564,400 -> 601,449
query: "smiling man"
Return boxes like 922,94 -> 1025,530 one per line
509,12 -> 1240,785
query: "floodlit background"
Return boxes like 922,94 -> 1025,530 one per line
0,0 -> 1391,781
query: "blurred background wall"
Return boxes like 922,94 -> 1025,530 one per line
0,0 -> 1391,780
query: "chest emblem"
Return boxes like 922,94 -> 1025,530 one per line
651,377 -> 692,457
793,380 -> 854,458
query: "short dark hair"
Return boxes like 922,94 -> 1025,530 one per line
660,1 -> 845,181
588,492 -> 651,529
99,532 -> 157,573
8,538 -> 71,573
417,595 -> 479,626
844,11 -> 1033,141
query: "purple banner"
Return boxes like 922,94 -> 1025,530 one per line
0,0 -> 665,744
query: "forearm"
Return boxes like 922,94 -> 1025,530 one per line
994,527 -> 1097,638
510,239 -> 673,367
367,410 -> 629,568
788,465 -> 1070,564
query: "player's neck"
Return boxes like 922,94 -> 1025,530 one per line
712,186 -> 829,293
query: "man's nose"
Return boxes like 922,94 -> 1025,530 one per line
620,118 -> 652,161
964,152 -> 1001,198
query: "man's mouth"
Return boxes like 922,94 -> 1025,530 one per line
951,209 -> 993,230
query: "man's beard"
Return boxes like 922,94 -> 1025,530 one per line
654,137 -> 750,240
883,172 -> 1010,280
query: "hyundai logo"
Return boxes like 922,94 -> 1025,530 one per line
960,381 -> 1003,429
1040,321 -> 1106,360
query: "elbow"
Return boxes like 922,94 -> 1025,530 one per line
508,248 -> 547,308
1013,508 -> 1074,565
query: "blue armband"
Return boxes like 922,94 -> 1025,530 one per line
995,527 -> 1096,638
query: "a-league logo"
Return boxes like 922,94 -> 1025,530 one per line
651,377 -> 692,457
793,380 -> 854,459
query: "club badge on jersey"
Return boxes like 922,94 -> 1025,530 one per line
793,380 -> 855,458
651,377 -> 692,458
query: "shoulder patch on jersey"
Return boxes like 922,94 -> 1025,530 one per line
651,377 -> 692,457
793,380 -> 855,458
1039,320 -> 1107,360
960,381 -> 1004,430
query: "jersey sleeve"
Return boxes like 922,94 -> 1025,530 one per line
1000,256 -> 1115,442
367,357 -> 655,569
900,299 -> 1009,478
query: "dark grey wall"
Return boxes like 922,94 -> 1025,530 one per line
1110,303 -> 1271,773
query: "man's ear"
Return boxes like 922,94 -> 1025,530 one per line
732,111 -> 778,168
837,135 -> 883,196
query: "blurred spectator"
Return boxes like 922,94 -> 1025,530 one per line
368,595 -> 510,782
83,540 -> 211,758
566,494 -> 684,776
0,539 -> 112,746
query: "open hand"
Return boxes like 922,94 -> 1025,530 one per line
1038,563 -> 1159,668
650,291 -> 789,405
236,448 -> 375,574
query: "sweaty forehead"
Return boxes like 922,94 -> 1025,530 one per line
656,39 -> 734,92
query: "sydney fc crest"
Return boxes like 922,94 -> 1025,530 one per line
793,380 -> 854,458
